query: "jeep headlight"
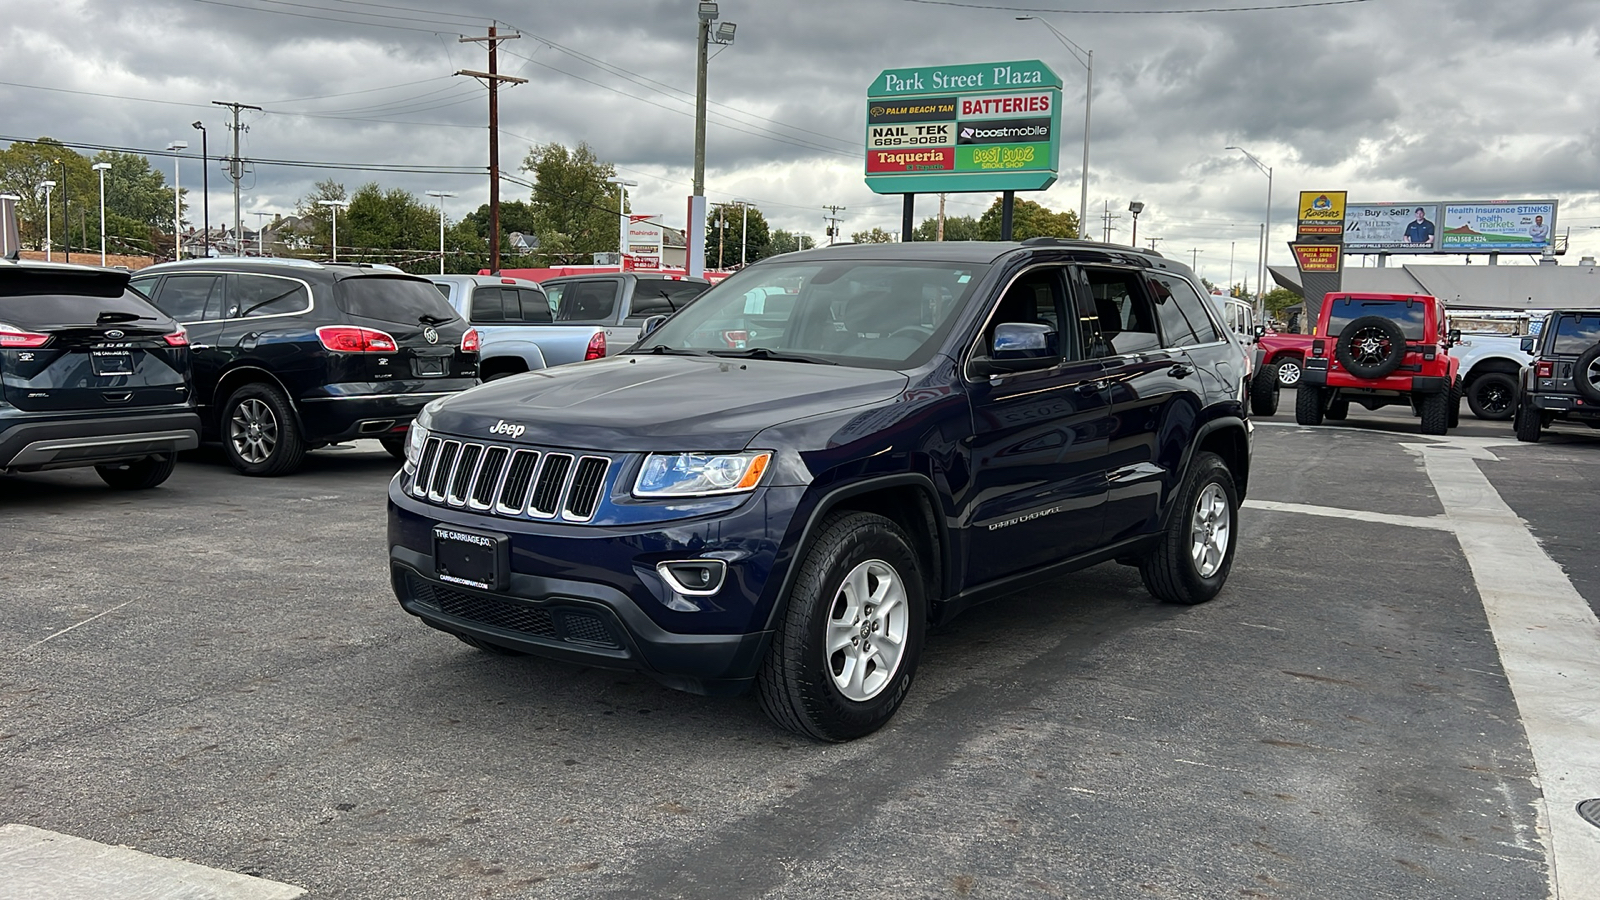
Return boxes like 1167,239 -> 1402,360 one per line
404,399 -> 443,472
633,451 -> 772,498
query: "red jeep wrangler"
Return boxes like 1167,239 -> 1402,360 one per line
1295,292 -> 1461,435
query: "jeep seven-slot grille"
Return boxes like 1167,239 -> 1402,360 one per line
411,437 -> 610,523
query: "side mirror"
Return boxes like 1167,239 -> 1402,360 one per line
1520,336 -> 1536,353
974,322 -> 1058,376
641,314 -> 668,337
1447,329 -> 1462,345
1252,324 -> 1267,339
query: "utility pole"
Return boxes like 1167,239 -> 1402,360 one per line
936,192 -> 946,241
1189,248 -> 1202,270
1099,200 -> 1119,243
458,26 -> 526,274
1147,237 -> 1162,252
823,205 -> 845,245
213,100 -> 261,254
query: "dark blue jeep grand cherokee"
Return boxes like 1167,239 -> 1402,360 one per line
390,240 -> 1253,740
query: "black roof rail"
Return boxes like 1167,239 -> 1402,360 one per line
1019,236 -> 1163,257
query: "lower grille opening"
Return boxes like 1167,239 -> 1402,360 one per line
405,574 -> 620,650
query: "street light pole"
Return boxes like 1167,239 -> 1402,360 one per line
1128,201 -> 1144,248
252,211 -> 272,257
191,122 -> 209,258
317,199 -> 348,262
59,160 -> 69,263
1227,146 -> 1273,319
38,181 -> 56,261
606,177 -> 636,268
426,190 -> 456,275
1019,16 -> 1091,240
690,3 -> 736,278
92,162 -> 111,265
167,141 -> 187,260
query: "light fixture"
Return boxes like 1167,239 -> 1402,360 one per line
713,21 -> 737,43
1128,201 -> 1144,215
698,2 -> 719,21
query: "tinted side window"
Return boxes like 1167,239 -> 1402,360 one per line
630,279 -> 706,318
470,286 -> 505,323
151,274 -> 222,322
515,288 -> 552,323
552,280 -> 619,322
1147,275 -> 1199,348
1163,275 -> 1221,344
983,268 -> 1064,358
1078,267 -> 1160,357
231,274 -> 310,319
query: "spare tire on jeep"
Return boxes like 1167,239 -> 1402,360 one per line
1335,315 -> 1408,379
1575,343 -> 1600,404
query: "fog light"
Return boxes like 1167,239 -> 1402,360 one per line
657,560 -> 727,596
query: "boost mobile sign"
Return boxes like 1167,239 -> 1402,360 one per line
865,60 -> 1063,194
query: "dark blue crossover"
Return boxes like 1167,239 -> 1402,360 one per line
389,239 -> 1254,740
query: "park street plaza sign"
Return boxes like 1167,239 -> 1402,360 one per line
865,60 -> 1063,195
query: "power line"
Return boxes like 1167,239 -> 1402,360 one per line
0,135 -> 485,177
181,0 -> 466,35
900,0 -> 1374,12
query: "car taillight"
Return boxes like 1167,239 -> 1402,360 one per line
461,327 -> 480,353
1312,339 -> 1325,358
0,322 -> 50,348
1536,360 -> 1553,379
316,325 -> 398,353
163,327 -> 190,347
585,331 -> 606,360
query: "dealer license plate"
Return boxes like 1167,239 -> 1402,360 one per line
414,356 -> 447,377
433,525 -> 509,591
91,350 -> 134,376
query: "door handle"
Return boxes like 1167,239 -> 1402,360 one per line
1076,380 -> 1110,395
1169,363 -> 1193,378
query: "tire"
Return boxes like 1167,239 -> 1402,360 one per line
1294,384 -> 1325,426
1448,377 -> 1462,428
1326,397 -> 1350,421
1249,366 -> 1280,416
1335,316 -> 1408,379
1138,451 -> 1238,605
379,435 -> 408,460
1467,372 -> 1517,420
758,511 -> 926,742
1275,357 -> 1303,387
1575,344 -> 1600,403
95,454 -> 177,490
455,633 -> 524,655
1419,388 -> 1451,435
1514,400 -> 1542,443
221,382 -> 307,477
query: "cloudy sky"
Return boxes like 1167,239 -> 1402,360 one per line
4,0 -> 1597,282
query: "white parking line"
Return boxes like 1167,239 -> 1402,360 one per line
1402,441 -> 1600,899
0,824 -> 305,899
1254,436 -> 1600,898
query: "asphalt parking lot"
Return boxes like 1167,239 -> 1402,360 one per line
4,405 -> 1598,899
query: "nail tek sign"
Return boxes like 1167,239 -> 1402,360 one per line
865,60 -> 1063,194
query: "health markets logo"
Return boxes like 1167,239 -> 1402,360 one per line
956,118 -> 1050,145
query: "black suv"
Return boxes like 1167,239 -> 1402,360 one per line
1514,310 -> 1600,442
1,260 -> 200,489
389,241 -> 1253,740
129,259 -> 478,475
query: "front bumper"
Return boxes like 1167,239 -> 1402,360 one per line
388,475 -> 807,695
298,380 -> 477,443
0,408 -> 201,471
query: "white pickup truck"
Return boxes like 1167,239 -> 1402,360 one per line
1449,311 -> 1540,420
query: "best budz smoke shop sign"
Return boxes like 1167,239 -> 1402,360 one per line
865,60 -> 1063,194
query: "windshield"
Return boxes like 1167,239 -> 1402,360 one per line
1552,314 -> 1600,355
336,276 -> 461,324
634,260 -> 987,369
1326,297 -> 1427,340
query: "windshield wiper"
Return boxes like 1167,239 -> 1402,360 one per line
97,311 -> 151,324
638,345 -> 712,357
418,314 -> 454,326
709,347 -> 837,365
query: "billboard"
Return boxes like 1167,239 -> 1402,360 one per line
1442,201 -> 1556,252
1291,244 -> 1342,272
1342,199 -> 1556,254
865,60 -> 1062,194
1344,203 -> 1441,252
1296,191 -> 1346,236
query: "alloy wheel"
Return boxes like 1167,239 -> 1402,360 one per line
1477,382 -> 1512,416
1190,483 -> 1231,578
229,398 -> 279,464
1587,358 -> 1600,395
1277,360 -> 1302,386
1347,325 -> 1395,368
825,559 -> 909,702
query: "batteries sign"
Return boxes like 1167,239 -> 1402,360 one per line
865,60 -> 1062,194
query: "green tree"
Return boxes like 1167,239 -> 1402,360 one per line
1263,287 -> 1301,316
89,151 -> 174,257
976,196 -> 1079,241
768,229 -> 818,255
522,141 -> 620,260
705,202 -> 772,270
913,214 -> 981,242
0,139 -> 97,254
290,178 -> 349,257
850,227 -> 897,244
